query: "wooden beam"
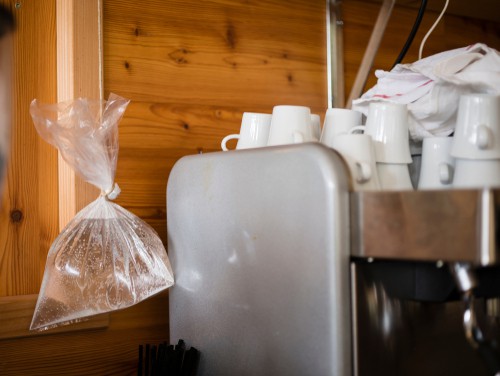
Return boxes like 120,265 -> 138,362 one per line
346,0 -> 395,108
56,0 -> 102,229
0,294 -> 109,340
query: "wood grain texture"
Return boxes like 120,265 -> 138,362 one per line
0,0 -> 59,297
104,0 -> 327,108
104,0 -> 329,248
0,294 -> 109,340
0,292 -> 169,376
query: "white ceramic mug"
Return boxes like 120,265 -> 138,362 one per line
320,108 -> 362,148
377,163 -> 414,191
331,133 -> 380,191
453,159 -> 500,188
450,93 -> 500,160
351,102 -> 412,164
310,114 -> 321,141
418,137 -> 455,190
267,105 -> 314,146
221,112 -> 272,151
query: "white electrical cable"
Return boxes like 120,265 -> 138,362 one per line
418,0 -> 450,60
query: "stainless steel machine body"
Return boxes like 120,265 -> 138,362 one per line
351,189 -> 500,376
167,143 -> 352,376
167,143 -> 500,375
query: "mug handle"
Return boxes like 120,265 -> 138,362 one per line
355,161 -> 371,184
475,124 -> 492,150
349,125 -> 366,134
439,162 -> 453,184
293,131 -> 304,143
221,134 -> 240,151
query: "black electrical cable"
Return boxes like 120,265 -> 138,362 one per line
391,0 -> 428,69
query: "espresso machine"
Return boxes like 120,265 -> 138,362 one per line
167,143 -> 500,375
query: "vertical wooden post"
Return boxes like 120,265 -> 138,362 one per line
56,0 -> 102,229
346,0 -> 395,109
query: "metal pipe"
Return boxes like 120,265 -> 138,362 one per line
326,0 -> 345,108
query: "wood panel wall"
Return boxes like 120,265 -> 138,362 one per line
0,2 -> 168,376
103,0 -> 328,243
0,0 -> 58,298
0,0 -> 499,374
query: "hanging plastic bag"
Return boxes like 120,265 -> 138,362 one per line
29,93 -> 174,331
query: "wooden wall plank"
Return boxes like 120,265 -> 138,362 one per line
0,292 -> 169,376
0,294 -> 109,340
0,0 -> 59,297
103,0 -> 327,109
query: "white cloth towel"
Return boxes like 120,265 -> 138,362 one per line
352,43 -> 500,141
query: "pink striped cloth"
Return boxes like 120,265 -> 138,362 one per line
352,43 -> 500,141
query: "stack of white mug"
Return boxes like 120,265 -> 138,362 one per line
448,93 -> 500,189
221,94 -> 500,192
319,107 -> 380,191
417,135 -> 455,190
221,106 -> 321,152
358,102 -> 414,191
417,93 -> 500,190
321,102 -> 414,191
221,103 -> 415,192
